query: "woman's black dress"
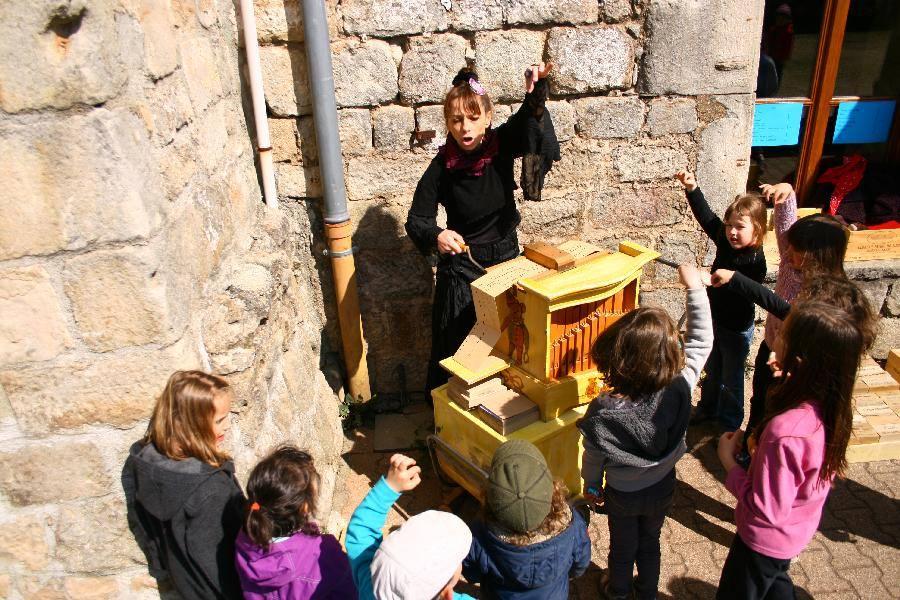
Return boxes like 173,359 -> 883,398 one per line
405,79 -> 559,392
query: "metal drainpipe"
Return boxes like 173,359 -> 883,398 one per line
301,0 -> 372,402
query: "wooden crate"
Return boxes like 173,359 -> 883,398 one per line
848,356 -> 900,463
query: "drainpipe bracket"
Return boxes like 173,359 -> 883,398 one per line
323,246 -> 358,258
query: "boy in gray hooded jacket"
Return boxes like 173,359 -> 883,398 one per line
577,265 -> 713,600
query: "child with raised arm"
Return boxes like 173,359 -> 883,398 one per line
578,264 -> 713,600
346,454 -> 474,600
716,301 -> 864,599
122,371 -> 244,599
677,170 -> 768,432
406,64 -> 560,393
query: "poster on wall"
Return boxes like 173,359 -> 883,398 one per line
751,103 -> 804,147
832,100 -> 897,145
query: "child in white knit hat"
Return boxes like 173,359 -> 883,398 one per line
346,454 -> 475,600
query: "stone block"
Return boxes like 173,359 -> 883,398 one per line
885,282 -> 900,317
856,279 -> 890,315
0,109 -> 162,261
647,97 -> 698,136
140,68 -> 194,146
346,154 -> 431,201
339,109 -> 373,156
179,36 -> 222,113
547,100 -> 577,142
249,0 -> 339,43
297,116 -> 319,164
492,104 -> 514,125
695,94 -> 754,215
269,118 -> 300,163
63,577 -> 120,600
415,105 -> 448,153
277,163 -> 322,198
0,441 -> 111,505
349,200 -> 412,250
639,0 -> 764,95
357,249 -> 434,302
614,144 -> 687,183
56,496 -> 144,571
518,193 -> 586,240
541,138 -> 604,190
63,247 -> 182,352
638,286 -> 684,320
475,30 -> 546,102
591,183 -> 685,228
574,96 -> 644,139
332,40 -> 399,107
373,105 -> 415,152
0,1 -> 126,113
547,26 -> 633,94
0,513 -> 52,570
449,0 -> 503,31
1,337 -> 199,435
600,0 -> 634,22
138,0 -> 177,79
342,0 -> 449,36
259,45 -> 311,117
194,101 -> 229,172
505,0 -> 597,26
0,266 -> 72,366
399,34 -> 468,105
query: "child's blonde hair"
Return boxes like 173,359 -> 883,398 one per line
144,370 -> 231,467
724,193 -> 768,248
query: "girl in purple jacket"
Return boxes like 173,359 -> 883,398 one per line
716,301 -> 864,599
235,446 -> 357,599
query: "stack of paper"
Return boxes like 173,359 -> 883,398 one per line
447,376 -> 505,409
475,391 -> 540,435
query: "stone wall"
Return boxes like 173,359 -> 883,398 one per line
260,0 -> 772,391
0,0 -> 344,597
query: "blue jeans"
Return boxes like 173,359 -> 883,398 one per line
699,324 -> 753,431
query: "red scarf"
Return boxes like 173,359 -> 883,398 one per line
439,130 -> 499,176
818,154 -> 867,215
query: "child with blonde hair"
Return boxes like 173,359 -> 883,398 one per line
123,370 -> 244,599
677,170 -> 768,431
578,265 -> 713,600
235,446 -> 357,599
406,63 -> 560,393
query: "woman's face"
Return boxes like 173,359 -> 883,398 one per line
447,101 -> 492,152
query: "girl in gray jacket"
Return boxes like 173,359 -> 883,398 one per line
577,265 -> 713,600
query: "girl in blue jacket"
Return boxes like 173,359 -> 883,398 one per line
463,440 -> 591,599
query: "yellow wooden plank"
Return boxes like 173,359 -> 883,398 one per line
847,438 -> 900,462
887,349 -> 900,383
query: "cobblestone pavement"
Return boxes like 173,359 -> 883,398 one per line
335,402 -> 900,599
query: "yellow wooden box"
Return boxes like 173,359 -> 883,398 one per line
432,384 -> 587,498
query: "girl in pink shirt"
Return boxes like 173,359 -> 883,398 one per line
715,301 -> 863,599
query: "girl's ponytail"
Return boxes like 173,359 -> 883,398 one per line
244,446 -> 321,551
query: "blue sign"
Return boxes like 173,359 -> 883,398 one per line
833,100 -> 896,144
752,103 -> 804,147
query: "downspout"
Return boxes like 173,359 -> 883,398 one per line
301,0 -> 372,402
239,0 -> 278,208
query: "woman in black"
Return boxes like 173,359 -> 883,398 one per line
406,65 -> 559,393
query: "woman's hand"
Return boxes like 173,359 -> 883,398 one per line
710,269 -> 734,287
675,169 -> 698,192
524,62 -> 553,93
718,430 -> 743,471
760,183 -> 794,205
437,229 -> 466,255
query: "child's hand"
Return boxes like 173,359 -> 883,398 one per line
678,264 -> 704,289
710,269 -> 734,287
760,183 -> 794,205
437,229 -> 466,255
717,429 -> 744,470
767,351 -> 783,378
676,170 -> 697,192
385,454 -> 422,493
524,62 -> 553,93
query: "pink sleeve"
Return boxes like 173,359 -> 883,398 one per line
774,192 -> 797,255
725,434 -> 804,527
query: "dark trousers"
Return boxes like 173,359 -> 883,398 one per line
748,341 -> 775,433
605,469 -> 676,600
425,231 -> 520,393
699,324 -> 754,431
717,534 -> 795,600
